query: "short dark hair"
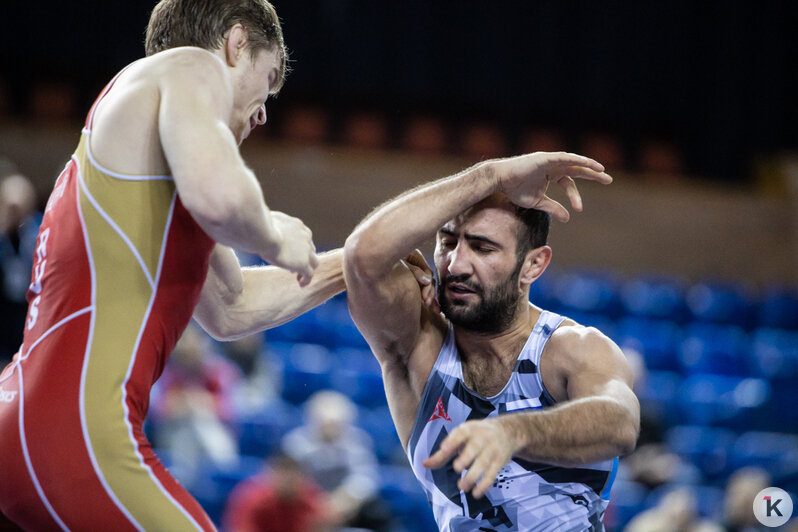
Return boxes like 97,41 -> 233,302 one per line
514,207 -> 550,260
145,0 -> 288,92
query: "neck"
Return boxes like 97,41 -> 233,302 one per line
453,302 -> 542,397
453,302 -> 541,364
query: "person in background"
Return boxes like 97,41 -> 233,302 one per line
149,323 -> 242,488
222,331 -> 282,417
223,451 -> 336,532
282,390 -> 394,532
721,467 -> 771,532
0,172 -> 41,366
623,487 -> 721,532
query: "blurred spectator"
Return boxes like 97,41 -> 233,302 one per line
0,172 -> 41,366
149,323 -> 242,488
623,487 -> 719,532
223,451 -> 336,532
721,467 -> 770,532
623,443 -> 701,490
221,333 -> 281,417
282,390 -> 394,532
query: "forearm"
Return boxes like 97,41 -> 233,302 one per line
502,396 -> 638,467
205,249 -> 344,340
344,162 -> 498,278
186,167 -> 283,260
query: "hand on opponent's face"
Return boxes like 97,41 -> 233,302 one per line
404,249 -> 440,313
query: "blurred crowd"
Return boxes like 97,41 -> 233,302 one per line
2,156 -> 797,532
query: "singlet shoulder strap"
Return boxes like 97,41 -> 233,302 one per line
432,324 -> 461,379
84,63 -> 136,132
521,310 -> 565,365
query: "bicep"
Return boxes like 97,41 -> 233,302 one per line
345,258 -> 429,361
564,331 -> 639,418
156,56 -> 242,206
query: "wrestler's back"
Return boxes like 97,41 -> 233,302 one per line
0,50 -> 218,531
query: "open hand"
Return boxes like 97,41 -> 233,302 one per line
422,418 -> 516,499
491,152 -> 612,222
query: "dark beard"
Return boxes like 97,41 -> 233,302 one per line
437,266 -> 523,334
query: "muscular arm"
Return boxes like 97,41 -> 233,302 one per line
344,165 -> 498,359
506,328 -> 639,465
425,326 -> 639,498
158,50 -> 284,260
194,245 -> 344,341
344,152 -> 610,360
345,153 -> 610,444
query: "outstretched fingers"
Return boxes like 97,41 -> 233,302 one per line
556,175 -> 582,212
544,152 -> 606,173
541,164 -> 612,220
423,428 -> 468,469
548,163 -> 613,185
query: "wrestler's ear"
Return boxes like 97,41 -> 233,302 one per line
519,246 -> 551,287
224,23 -> 249,66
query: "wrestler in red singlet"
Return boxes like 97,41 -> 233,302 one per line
0,69 -> 218,531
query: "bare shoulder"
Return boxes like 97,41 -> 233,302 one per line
545,319 -> 633,385
549,320 -> 620,360
146,47 -> 231,96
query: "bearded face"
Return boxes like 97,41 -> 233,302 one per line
437,259 -> 524,334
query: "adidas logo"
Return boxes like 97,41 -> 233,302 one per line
428,397 -> 451,422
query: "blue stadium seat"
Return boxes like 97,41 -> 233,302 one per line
619,276 -> 688,322
280,343 -> 334,404
677,374 -> 772,431
358,405 -> 404,464
265,307 -> 328,344
330,347 -> 387,408
380,465 -> 438,532
550,270 -> 622,317
529,269 -> 557,309
604,479 -> 649,531
757,287 -> 798,330
190,454 -> 265,527
770,380 -> 798,433
617,317 -> 683,372
729,431 -> 798,479
665,425 -> 736,481
636,370 -> 683,428
685,281 -> 754,327
678,322 -> 750,376
750,327 -> 798,381
644,484 -> 725,521
236,399 -> 303,457
312,295 -> 370,348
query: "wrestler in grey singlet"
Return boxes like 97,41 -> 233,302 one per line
406,310 -> 618,532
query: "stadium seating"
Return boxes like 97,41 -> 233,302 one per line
146,267 -> 798,531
